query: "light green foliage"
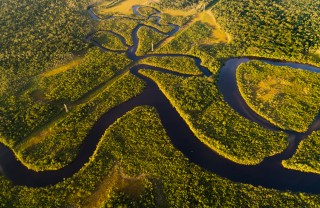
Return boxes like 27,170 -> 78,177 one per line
92,31 -> 127,50
152,0 -> 211,10
159,13 -> 192,27
140,70 -> 287,164
141,56 -> 202,75
137,6 -> 158,17
144,17 -> 174,33
283,131 -> 320,174
39,48 -> 131,102
159,21 -> 212,54
99,18 -> 140,46
237,61 -> 320,132
18,73 -> 145,170
136,26 -> 167,56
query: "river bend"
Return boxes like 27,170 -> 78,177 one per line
1,5 -> 320,194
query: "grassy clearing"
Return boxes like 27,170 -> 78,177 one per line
283,131 -> 320,174
156,10 -> 228,51
83,166 -> 146,208
82,167 -> 118,208
41,58 -> 82,77
193,11 -> 229,44
140,70 -> 287,164
237,60 -> 320,132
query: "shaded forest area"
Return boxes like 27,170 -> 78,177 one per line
0,0 -> 91,95
211,0 -> 320,62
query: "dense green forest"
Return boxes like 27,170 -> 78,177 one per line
92,31 -> 128,50
0,0 -> 91,94
283,131 -> 320,174
1,0 -> 320,206
159,21 -> 213,54
1,107 -> 320,207
140,70 -> 287,164
136,26 -> 167,56
237,61 -> 320,132
211,0 -> 320,63
141,56 -> 202,75
18,73 -> 145,170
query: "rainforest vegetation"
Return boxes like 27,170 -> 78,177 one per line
1,107 -> 320,207
18,73 -> 145,171
136,26 -> 167,56
1,0 -> 320,207
140,70 -> 288,164
91,31 -> 128,51
236,60 -> 320,132
283,131 -> 320,174
141,56 -> 202,75
0,0 -> 90,93
211,0 -> 320,63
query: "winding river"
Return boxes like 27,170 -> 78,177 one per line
1,5 -> 320,194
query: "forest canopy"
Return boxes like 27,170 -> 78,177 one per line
211,0 -> 320,61
0,0 -> 91,93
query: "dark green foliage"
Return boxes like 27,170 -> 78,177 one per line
39,48 -> 131,102
0,0 -> 90,79
1,0 -> 320,206
144,16 -> 174,33
212,0 -> 320,62
0,94 -> 61,147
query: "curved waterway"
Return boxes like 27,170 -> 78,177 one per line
1,5 -> 320,194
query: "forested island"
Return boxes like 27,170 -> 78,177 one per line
1,0 -> 320,207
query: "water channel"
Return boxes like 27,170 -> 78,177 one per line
1,5 -> 320,194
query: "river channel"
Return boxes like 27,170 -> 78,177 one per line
1,5 -> 320,194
